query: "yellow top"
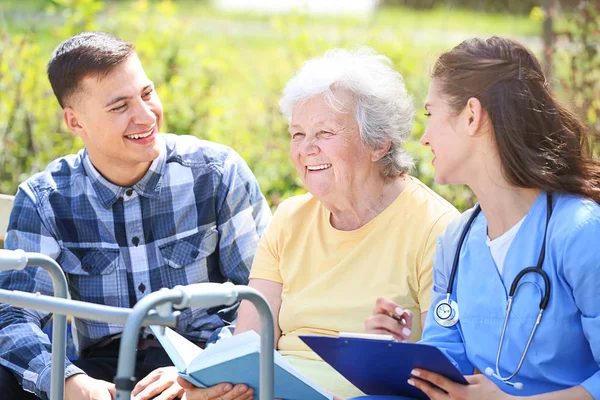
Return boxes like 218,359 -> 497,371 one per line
250,177 -> 459,398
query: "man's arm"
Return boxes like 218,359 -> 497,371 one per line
130,150 -> 272,400
0,187 -> 84,399
215,150 -> 271,285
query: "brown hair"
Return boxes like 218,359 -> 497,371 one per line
432,36 -> 600,203
47,31 -> 134,108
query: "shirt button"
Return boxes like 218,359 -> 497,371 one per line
132,237 -> 140,246
138,283 -> 146,293
125,189 -> 133,196
190,250 -> 199,259
82,265 -> 90,272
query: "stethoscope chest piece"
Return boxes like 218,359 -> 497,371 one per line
435,193 -> 554,391
434,295 -> 459,327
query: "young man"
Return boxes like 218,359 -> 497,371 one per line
0,32 -> 271,400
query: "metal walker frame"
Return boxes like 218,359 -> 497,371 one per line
0,249 -> 275,400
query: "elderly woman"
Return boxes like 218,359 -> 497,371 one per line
134,48 -> 458,400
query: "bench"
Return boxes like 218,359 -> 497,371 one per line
0,194 -> 14,248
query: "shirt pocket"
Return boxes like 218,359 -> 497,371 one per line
159,226 -> 218,283
159,227 -> 220,328
57,247 -> 121,307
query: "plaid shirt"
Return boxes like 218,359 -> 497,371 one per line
0,134 -> 271,399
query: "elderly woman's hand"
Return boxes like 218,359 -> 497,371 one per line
364,297 -> 413,341
176,376 -> 254,400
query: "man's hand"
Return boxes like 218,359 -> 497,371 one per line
132,367 -> 184,400
176,376 -> 254,400
65,373 -> 116,400
364,297 -> 413,341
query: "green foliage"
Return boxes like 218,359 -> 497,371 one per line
0,32 -> 82,195
556,1 -> 600,151
381,0 -> 582,15
46,0 -> 105,36
0,0 -> 547,212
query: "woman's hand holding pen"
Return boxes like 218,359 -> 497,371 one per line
364,297 -> 413,341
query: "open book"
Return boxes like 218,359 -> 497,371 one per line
149,326 -> 332,400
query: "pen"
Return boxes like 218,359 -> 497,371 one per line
390,312 -> 407,325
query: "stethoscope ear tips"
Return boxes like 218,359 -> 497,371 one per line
484,367 -> 494,377
514,382 -> 524,390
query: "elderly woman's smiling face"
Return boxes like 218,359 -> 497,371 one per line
289,91 -> 379,202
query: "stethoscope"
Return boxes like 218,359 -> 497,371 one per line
434,193 -> 553,391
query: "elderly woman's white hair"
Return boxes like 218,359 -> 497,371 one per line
280,47 -> 415,177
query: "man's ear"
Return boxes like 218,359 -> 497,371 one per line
371,138 -> 392,162
63,107 -> 86,138
464,97 -> 487,137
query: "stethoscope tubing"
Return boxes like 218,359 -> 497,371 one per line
446,193 -> 553,299
436,193 -> 554,389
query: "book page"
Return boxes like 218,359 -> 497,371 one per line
188,331 -> 332,399
273,352 -> 333,399
188,330 -> 260,371
339,332 -> 396,341
150,326 -> 204,372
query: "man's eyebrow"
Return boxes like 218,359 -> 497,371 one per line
105,95 -> 132,108
104,84 -> 154,107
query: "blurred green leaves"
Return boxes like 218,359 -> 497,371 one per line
0,0 -> 561,212
46,0 -> 105,36
550,1 -> 599,155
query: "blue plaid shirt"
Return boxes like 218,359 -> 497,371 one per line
0,134 -> 271,399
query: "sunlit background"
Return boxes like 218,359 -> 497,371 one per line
1,0 -> 598,212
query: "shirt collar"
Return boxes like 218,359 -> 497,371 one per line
83,137 -> 167,209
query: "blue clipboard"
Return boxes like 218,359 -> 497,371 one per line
300,335 -> 468,400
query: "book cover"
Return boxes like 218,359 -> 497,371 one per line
149,326 -> 332,400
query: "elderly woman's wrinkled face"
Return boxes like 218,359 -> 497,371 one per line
289,92 -> 376,201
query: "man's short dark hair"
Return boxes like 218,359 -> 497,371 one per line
47,31 -> 135,108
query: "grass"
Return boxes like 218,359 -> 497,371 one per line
2,0 -> 542,39
0,0 -> 545,78
372,5 -> 541,37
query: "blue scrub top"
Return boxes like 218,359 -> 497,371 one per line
420,192 -> 600,397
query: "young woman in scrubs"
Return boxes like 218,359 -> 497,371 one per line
366,36 -> 600,399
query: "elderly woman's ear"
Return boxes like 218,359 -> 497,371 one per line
371,139 -> 392,162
